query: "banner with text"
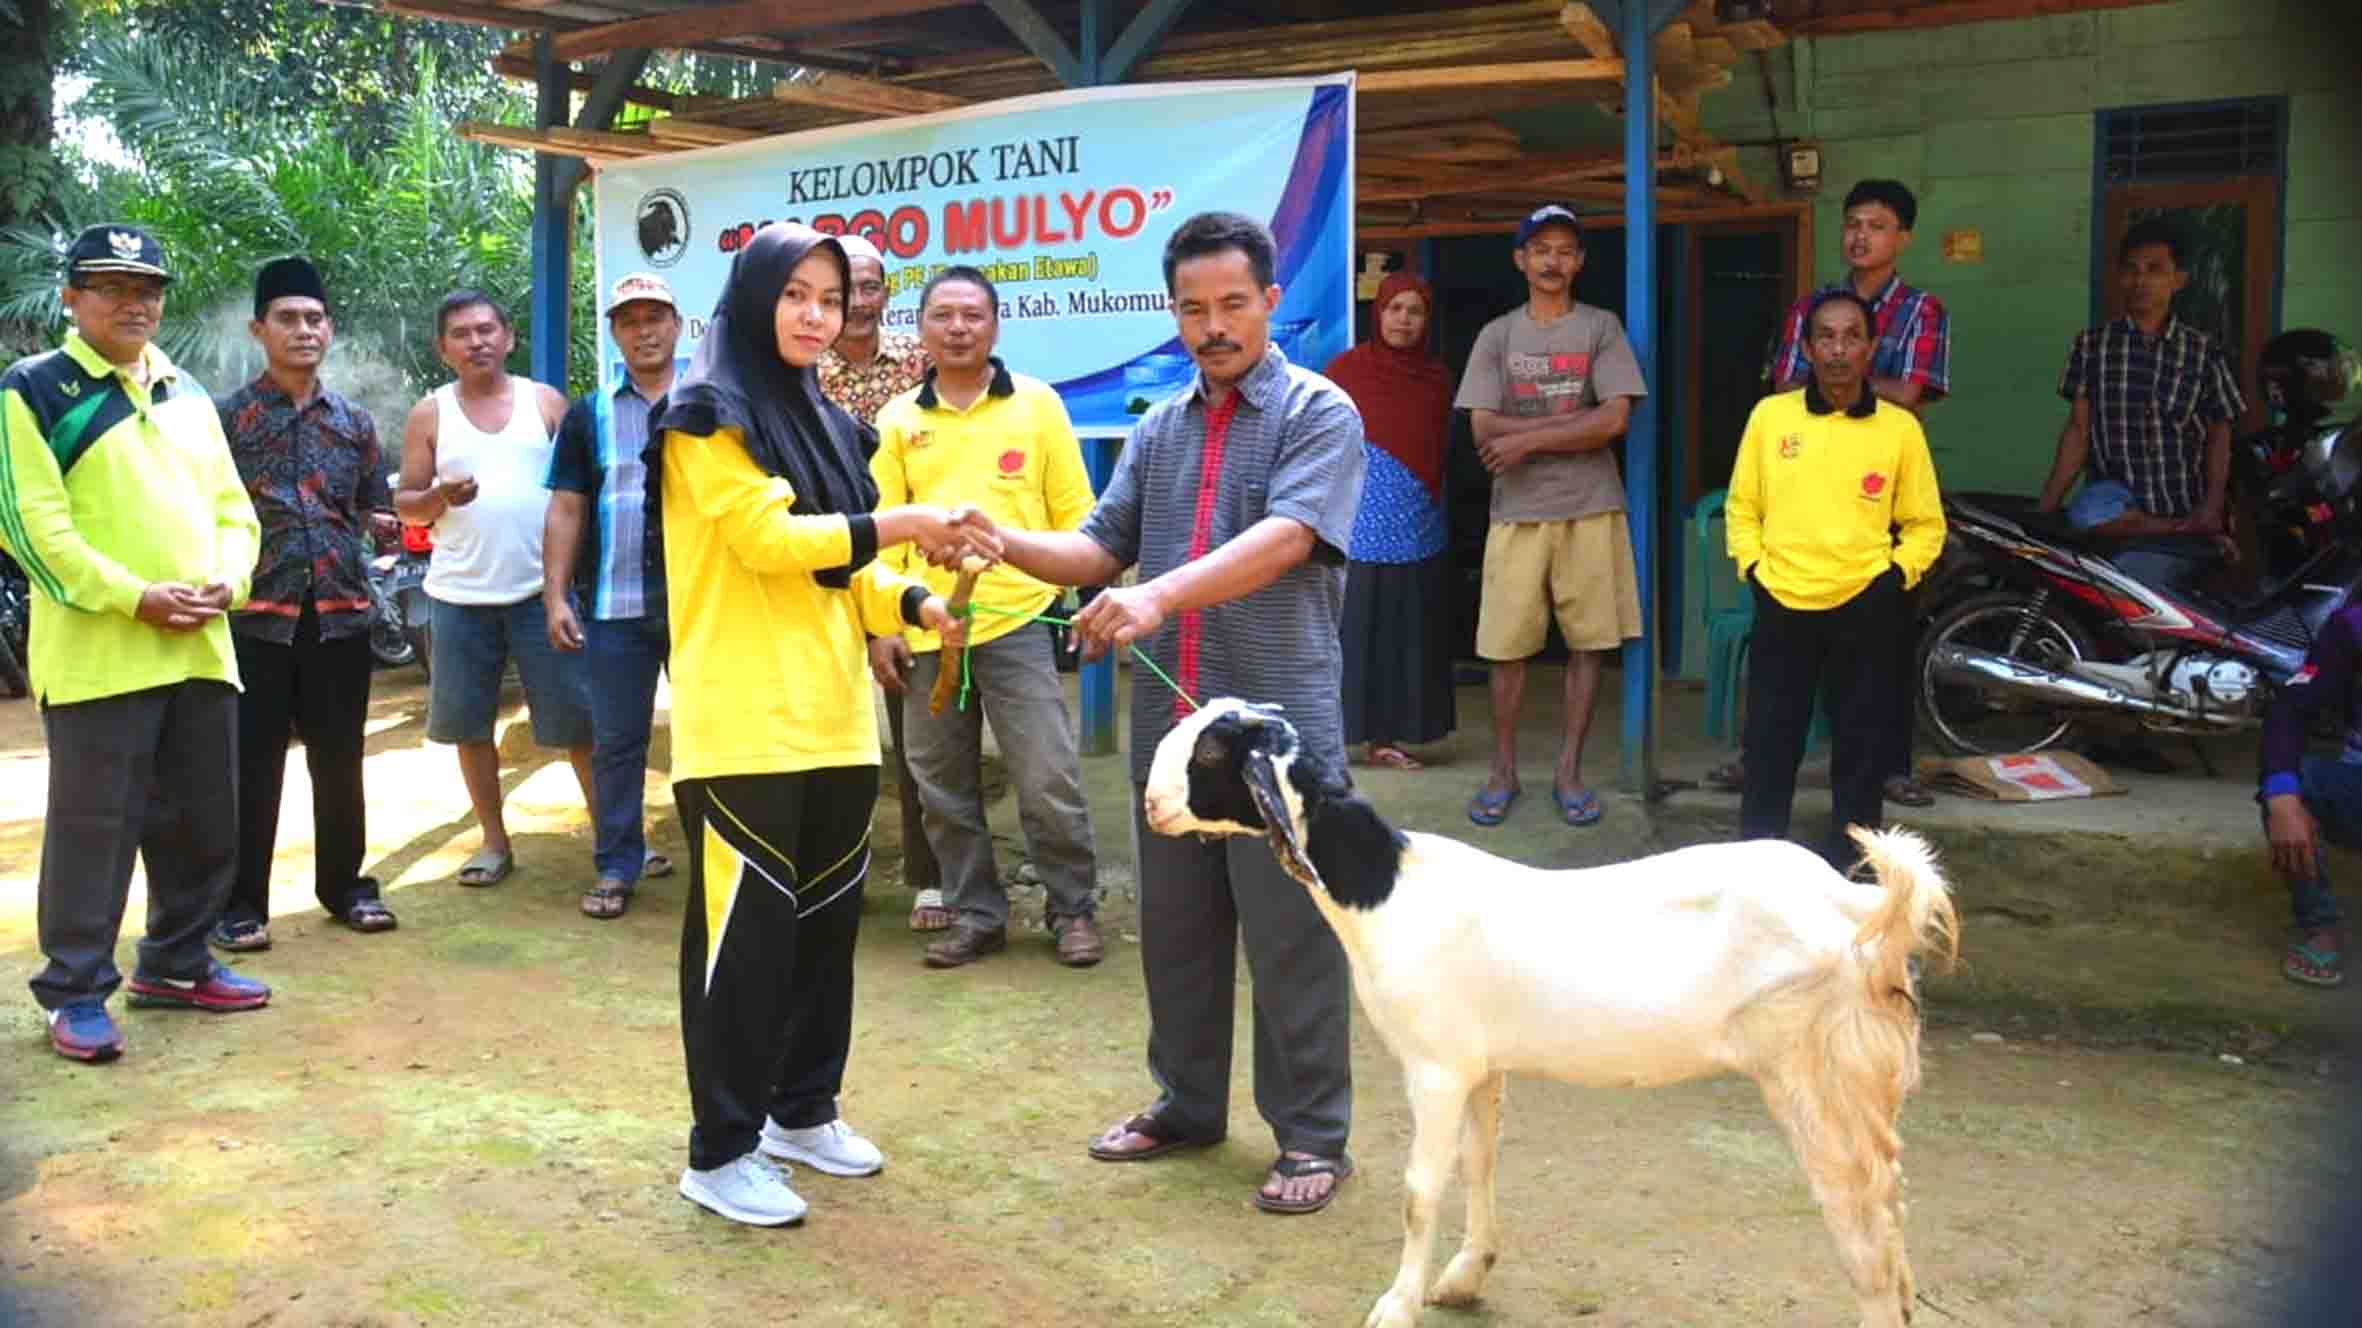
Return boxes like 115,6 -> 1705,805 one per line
593,75 -> 1354,433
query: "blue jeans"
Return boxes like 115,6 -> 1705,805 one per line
586,614 -> 667,884
2278,757 -> 2361,931
425,595 -> 592,747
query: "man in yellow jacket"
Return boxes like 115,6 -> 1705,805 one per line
1,225 -> 270,1063
871,265 -> 1103,969
1727,289 -> 1944,867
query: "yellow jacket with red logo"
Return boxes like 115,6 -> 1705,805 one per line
1726,385 -> 1945,611
871,362 -> 1094,651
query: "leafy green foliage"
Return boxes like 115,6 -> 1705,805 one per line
5,19 -> 601,413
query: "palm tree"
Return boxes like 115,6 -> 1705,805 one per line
0,28 -> 593,417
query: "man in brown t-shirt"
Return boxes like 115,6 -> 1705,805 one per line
1453,204 -> 1648,830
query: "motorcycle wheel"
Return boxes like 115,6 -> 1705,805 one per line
0,628 -> 26,700
397,587 -> 433,680
370,614 -> 416,669
1917,589 -> 2095,756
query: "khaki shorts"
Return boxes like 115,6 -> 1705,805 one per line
1476,512 -> 1644,660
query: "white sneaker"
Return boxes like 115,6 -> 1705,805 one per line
758,1117 -> 884,1177
678,1152 -> 807,1226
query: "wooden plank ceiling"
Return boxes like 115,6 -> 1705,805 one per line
400,0 -> 2162,237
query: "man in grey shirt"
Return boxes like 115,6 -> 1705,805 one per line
949,212 -> 1367,1215
1455,204 -> 1648,831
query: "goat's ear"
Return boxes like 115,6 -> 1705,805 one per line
1242,747 -> 1318,888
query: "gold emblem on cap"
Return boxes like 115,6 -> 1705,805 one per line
107,231 -> 142,260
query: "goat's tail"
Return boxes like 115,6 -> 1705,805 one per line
1749,830 -> 1957,1316
1847,824 -> 1960,1009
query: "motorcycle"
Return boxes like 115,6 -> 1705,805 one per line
0,552 -> 28,700
367,521 -> 434,677
1915,336 -> 2360,757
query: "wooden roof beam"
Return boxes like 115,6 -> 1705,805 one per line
456,120 -> 668,163
772,69 -> 968,117
1355,58 -> 1625,96
488,53 -> 681,111
550,0 -> 966,63
382,0 -> 568,29
643,118 -> 765,146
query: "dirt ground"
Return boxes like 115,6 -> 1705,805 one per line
0,670 -> 2349,1327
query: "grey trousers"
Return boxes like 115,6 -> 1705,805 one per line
1132,785 -> 1353,1156
902,623 -> 1097,929
32,680 -> 240,1009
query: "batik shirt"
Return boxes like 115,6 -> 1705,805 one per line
817,331 -> 929,426
219,375 -> 391,645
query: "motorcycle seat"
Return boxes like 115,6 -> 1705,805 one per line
1947,491 -> 2122,553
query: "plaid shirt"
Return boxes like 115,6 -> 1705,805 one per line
2057,317 -> 2244,519
1766,273 -> 1951,400
817,331 -> 929,426
219,376 -> 391,645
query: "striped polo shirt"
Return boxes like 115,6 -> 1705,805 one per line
1080,345 -> 1367,783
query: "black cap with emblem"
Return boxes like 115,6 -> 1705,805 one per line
66,224 -> 172,285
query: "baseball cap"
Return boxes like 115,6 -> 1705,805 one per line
67,224 -> 172,284
1513,204 -> 1582,249
604,272 -> 677,316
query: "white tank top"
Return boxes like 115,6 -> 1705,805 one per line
424,378 -> 555,605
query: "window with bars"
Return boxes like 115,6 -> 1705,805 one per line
2100,99 -> 2283,182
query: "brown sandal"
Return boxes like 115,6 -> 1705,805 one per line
1368,745 -> 1424,771
1087,1112 -> 1217,1163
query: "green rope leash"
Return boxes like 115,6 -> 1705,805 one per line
955,600 -> 1202,715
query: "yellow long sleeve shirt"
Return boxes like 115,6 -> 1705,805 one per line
660,425 -> 928,781
870,365 -> 1095,652
0,333 -> 259,705
1726,387 -> 1945,611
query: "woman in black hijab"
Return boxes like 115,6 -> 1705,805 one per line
653,223 -> 985,1227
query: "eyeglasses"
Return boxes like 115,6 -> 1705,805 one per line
75,280 -> 166,305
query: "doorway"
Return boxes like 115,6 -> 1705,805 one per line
2093,97 -> 2287,429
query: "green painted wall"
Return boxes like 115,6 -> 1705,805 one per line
1697,0 -> 2362,495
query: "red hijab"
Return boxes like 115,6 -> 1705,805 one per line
1324,271 -> 1451,500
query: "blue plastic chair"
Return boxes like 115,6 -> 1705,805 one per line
1693,489 -> 1827,752
1694,489 -> 1754,744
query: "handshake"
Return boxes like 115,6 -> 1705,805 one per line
906,504 -> 1006,571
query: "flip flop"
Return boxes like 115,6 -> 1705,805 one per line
1554,786 -> 1603,827
456,849 -> 513,888
1087,1112 -> 1217,1163
1255,1153 -> 1354,1215
642,851 -> 674,879
337,896 -> 399,933
908,887 -> 954,932
581,880 -> 632,920
1467,785 -> 1519,827
1368,745 -> 1425,771
2284,938 -> 2345,988
1882,775 -> 1937,808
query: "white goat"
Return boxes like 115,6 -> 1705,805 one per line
1143,699 -> 1960,1328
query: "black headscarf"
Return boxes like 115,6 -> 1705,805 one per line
650,222 -> 879,587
